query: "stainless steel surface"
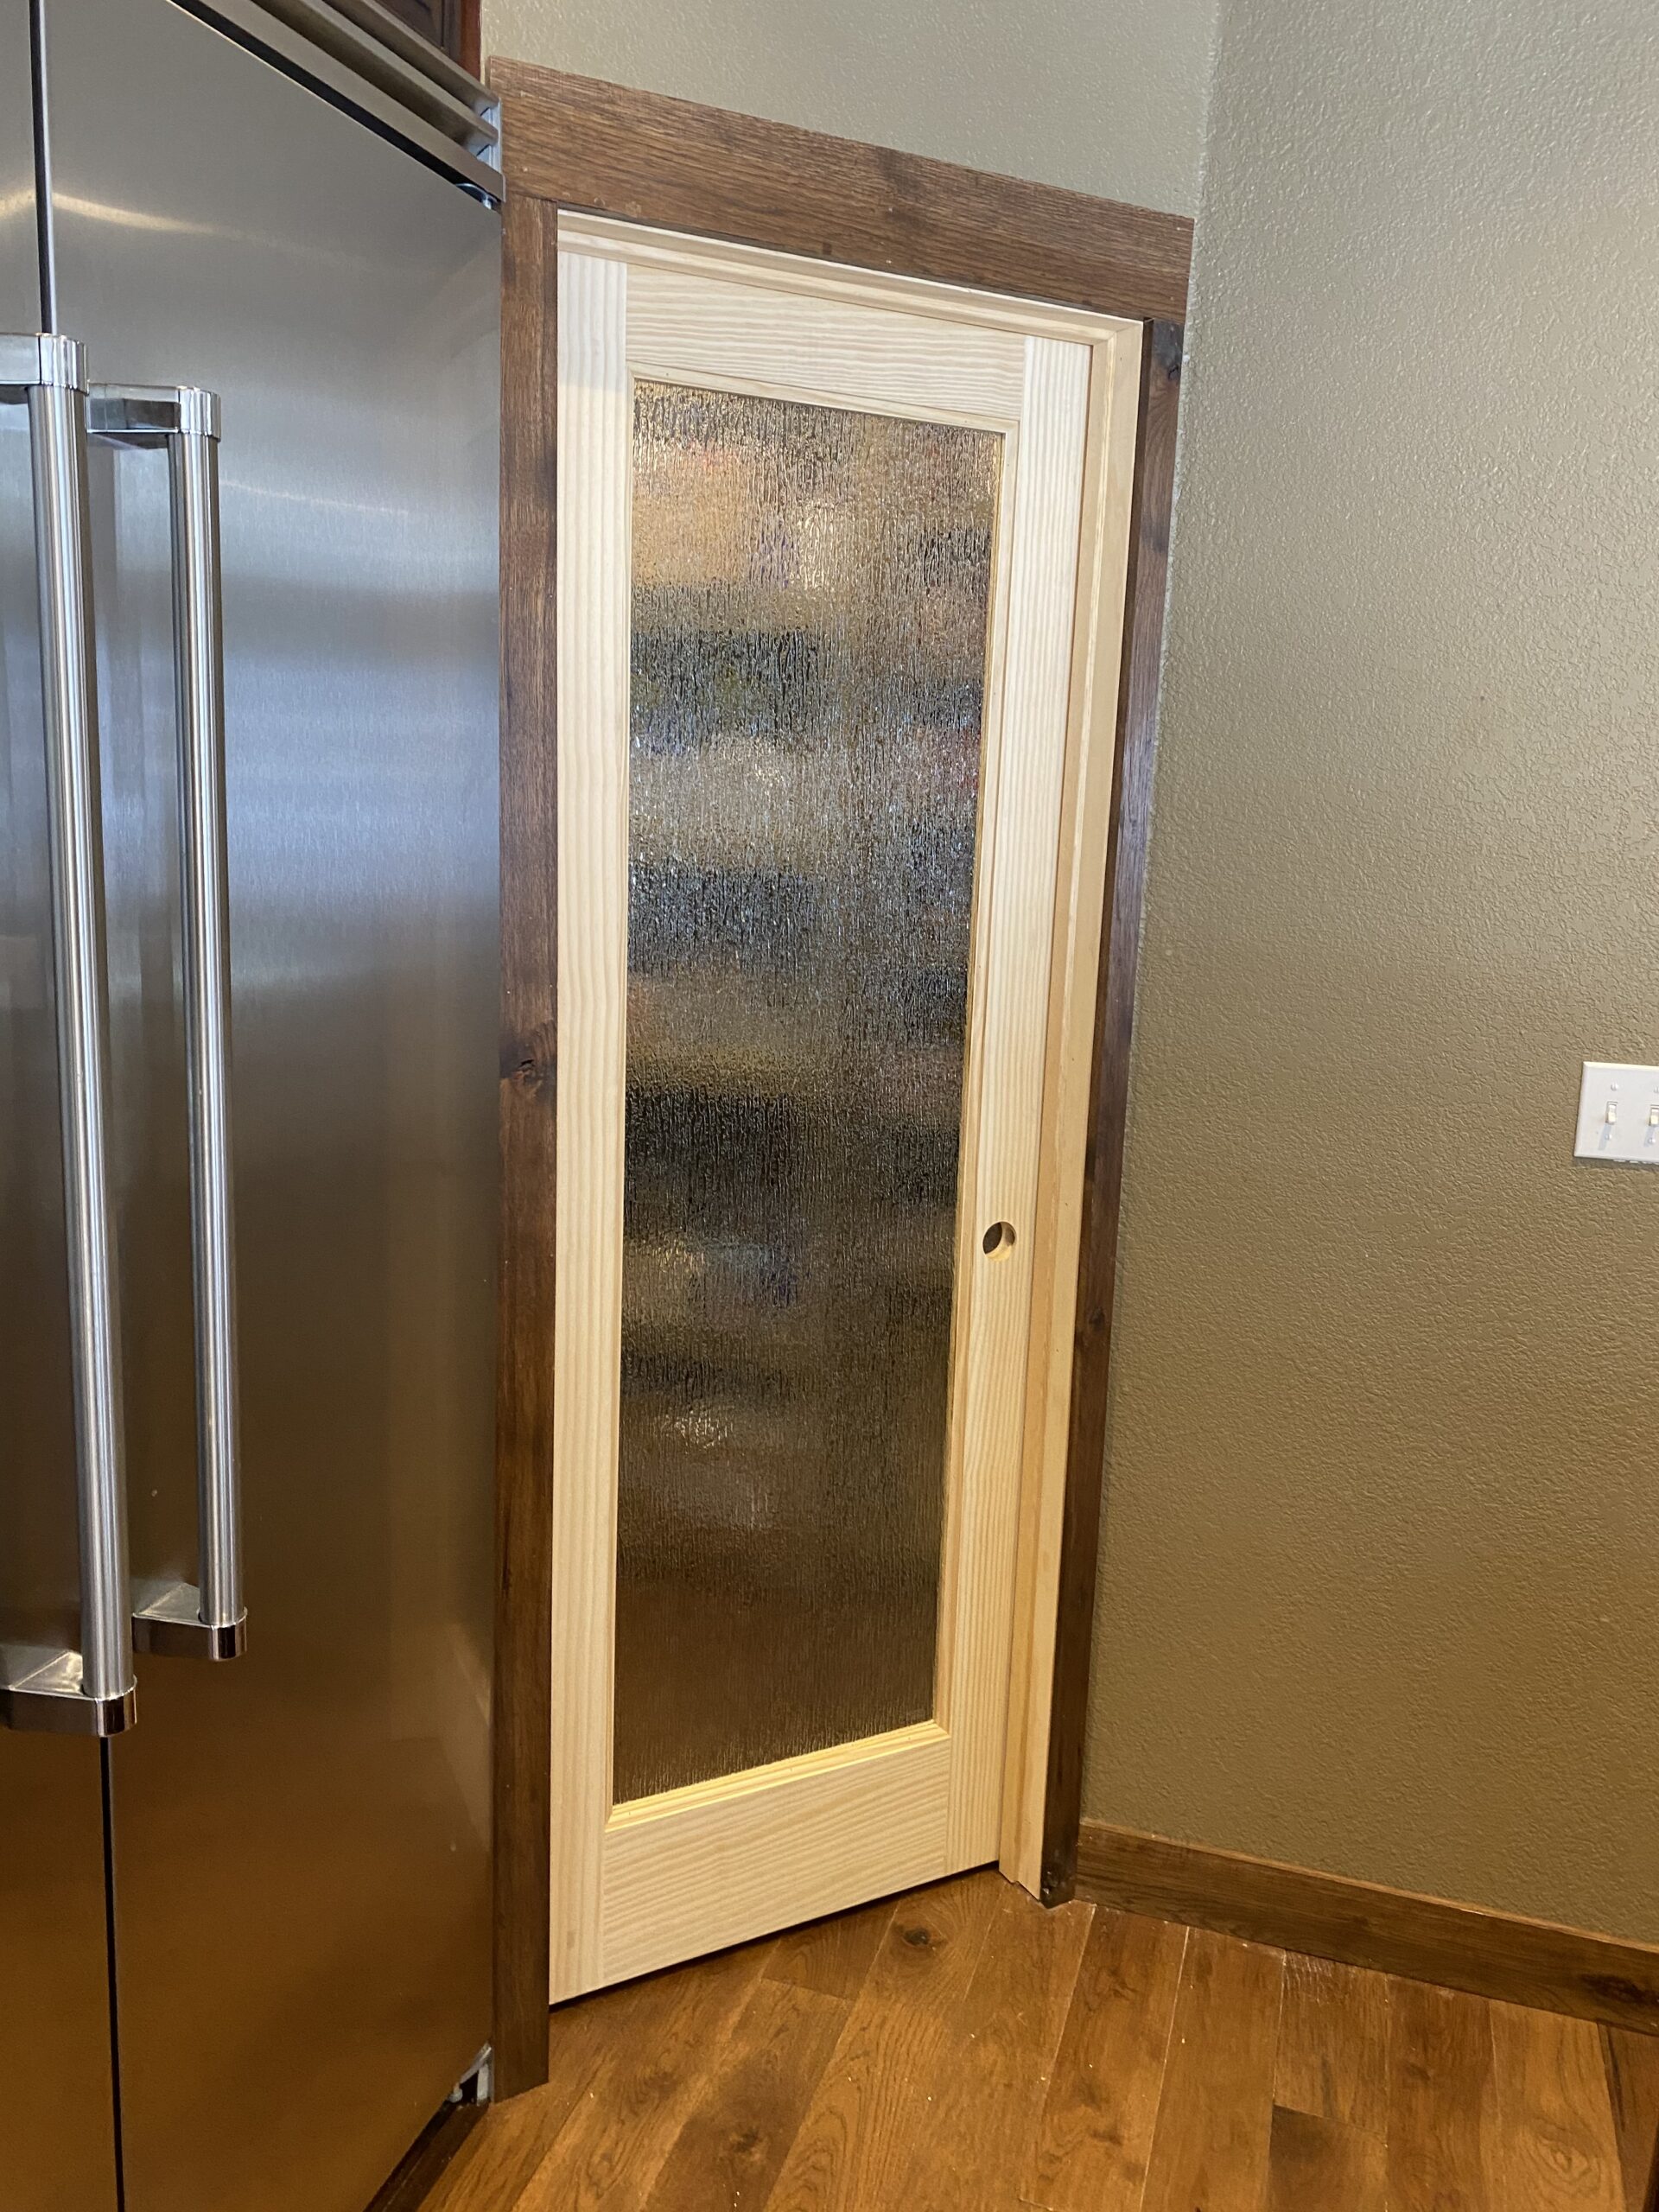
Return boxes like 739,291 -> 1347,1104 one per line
615,382 -> 999,1800
0,1733 -> 120,2211
130,1576 -> 246,1659
0,10 -> 122,2198
0,328 -> 135,1737
278,0 -> 492,106
90,380 -> 222,442
0,327 -> 74,384
0,12 -> 41,329
45,0 -> 499,2202
249,0 -> 500,160
181,0 -> 500,195
447,2042 -> 493,2105
91,381 -> 246,1660
0,1643 -> 134,1733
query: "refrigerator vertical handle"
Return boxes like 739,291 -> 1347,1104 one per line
0,334 -> 137,1738
90,384 -> 246,1662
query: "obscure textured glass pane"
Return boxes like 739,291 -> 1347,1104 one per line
613,379 -> 1001,1802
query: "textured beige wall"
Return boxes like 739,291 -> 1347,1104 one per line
481,0 -> 1218,216
1085,0 -> 1659,1940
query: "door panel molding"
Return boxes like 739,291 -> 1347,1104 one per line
560,209 -> 1151,345
548,242 -> 631,2002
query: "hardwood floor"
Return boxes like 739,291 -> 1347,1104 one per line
426,1870 -> 1659,2210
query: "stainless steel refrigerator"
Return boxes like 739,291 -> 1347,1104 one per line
0,3 -> 500,2206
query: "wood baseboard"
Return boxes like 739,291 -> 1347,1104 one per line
1076,1820 -> 1659,2036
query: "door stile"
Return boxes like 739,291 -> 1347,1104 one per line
942,334 -> 1094,1863
550,245 -> 632,2000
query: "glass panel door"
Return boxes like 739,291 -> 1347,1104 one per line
551,226 -> 1127,1993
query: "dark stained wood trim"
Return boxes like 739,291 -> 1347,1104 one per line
1076,1820 -> 1659,2038
1605,2027 -> 1659,2212
1040,322 -> 1183,1906
493,186 -> 559,2098
365,2097 -> 484,2212
487,61 -> 1192,324
371,0 -> 477,70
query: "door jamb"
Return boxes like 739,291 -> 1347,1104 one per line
491,57 -> 1189,2094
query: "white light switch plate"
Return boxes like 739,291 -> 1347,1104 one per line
1574,1062 -> 1659,1166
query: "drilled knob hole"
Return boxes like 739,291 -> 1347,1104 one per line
982,1220 -> 1016,1257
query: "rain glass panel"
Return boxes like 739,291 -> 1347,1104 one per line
614,378 -> 1001,1802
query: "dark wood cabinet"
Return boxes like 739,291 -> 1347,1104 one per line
374,0 -> 480,73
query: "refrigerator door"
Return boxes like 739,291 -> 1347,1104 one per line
0,7 -> 121,2209
41,2 -> 499,2206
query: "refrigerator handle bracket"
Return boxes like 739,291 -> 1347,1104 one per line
90,382 -> 247,1664
0,334 -> 136,1737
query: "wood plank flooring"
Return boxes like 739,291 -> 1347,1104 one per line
427,1870 -> 1659,2211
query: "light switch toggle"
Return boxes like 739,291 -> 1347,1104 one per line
1574,1063 -> 1659,1166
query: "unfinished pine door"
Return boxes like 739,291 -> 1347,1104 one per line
552,217 -> 1141,1997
